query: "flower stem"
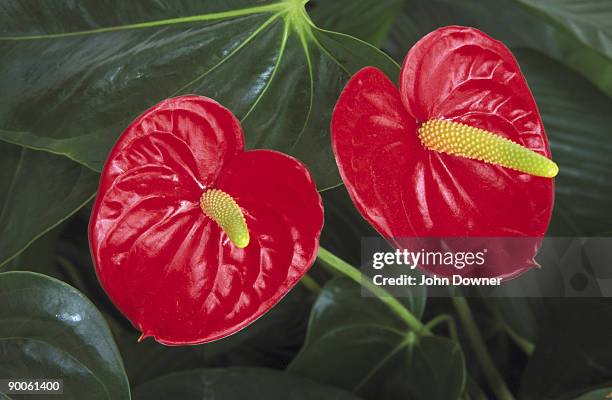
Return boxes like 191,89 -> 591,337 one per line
317,247 -> 429,335
503,324 -> 535,356
452,297 -> 515,400
488,302 -> 535,357
300,273 -> 322,294
425,313 -> 459,343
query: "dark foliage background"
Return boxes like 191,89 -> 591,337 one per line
1,0 -> 611,399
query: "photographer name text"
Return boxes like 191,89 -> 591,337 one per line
372,274 -> 502,286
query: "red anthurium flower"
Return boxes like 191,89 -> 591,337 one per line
89,95 -> 323,345
332,26 -> 557,280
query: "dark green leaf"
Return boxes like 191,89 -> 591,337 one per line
0,271 -> 130,400
519,299 -> 612,400
384,0 -> 612,97
0,0 -> 398,190
464,374 -> 488,400
491,297 -> 548,343
518,0 -> 612,58
515,49 -> 612,235
0,142 -> 97,267
289,278 -> 463,400
133,367 -> 360,400
573,387 -> 612,400
3,222 -> 63,273
309,0 -> 402,45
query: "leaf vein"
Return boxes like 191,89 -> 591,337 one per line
171,13 -> 283,96
240,17 -> 290,123
0,3 -> 286,41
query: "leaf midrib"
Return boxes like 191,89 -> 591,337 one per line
353,334 -> 414,392
0,0 -> 398,195
0,147 -> 24,226
298,322 -> 413,393
241,17 -> 291,122
171,13 -> 284,97
0,2 -> 289,40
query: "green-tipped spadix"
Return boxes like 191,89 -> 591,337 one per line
418,119 -> 558,178
200,189 -> 250,248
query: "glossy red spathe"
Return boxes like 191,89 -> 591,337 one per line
89,95 -> 323,345
332,26 -> 555,280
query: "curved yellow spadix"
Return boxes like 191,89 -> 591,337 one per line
200,189 -> 250,248
418,119 -> 558,178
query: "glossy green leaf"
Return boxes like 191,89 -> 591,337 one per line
309,0 -> 402,45
519,299 -> 612,400
133,368 -> 360,400
289,278 -> 463,400
3,222 -> 64,273
0,271 -> 130,400
0,0 -> 398,190
384,0 -> 612,97
0,142 -> 98,267
515,49 -> 612,235
518,0 -> 612,58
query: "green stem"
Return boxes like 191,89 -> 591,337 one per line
503,323 -> 535,356
452,297 -> 515,400
317,247 -> 429,335
426,313 -> 459,343
487,303 -> 535,357
300,273 -> 322,294
489,304 -> 535,356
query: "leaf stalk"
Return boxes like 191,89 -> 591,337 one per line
316,247 -> 430,335
452,297 -> 516,400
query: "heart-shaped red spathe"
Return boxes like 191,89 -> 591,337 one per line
89,95 -> 323,345
332,26 -> 554,280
